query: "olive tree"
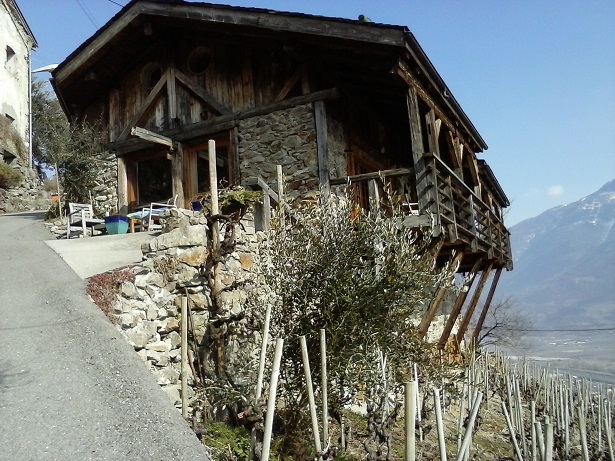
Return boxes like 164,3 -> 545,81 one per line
259,193 -> 456,458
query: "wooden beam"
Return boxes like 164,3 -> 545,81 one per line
437,257 -> 483,350
314,100 -> 330,200
418,251 -> 463,337
229,126 -> 240,185
397,60 -> 474,156
143,3 -> 405,47
172,144 -> 185,208
275,70 -> 302,102
425,109 -> 440,157
117,156 -> 128,215
243,176 -> 279,204
117,70 -> 168,141
54,5 -> 143,82
471,268 -> 502,346
455,264 -> 493,346
330,168 -> 413,186
108,88 -> 121,142
175,68 -> 231,115
167,67 -> 178,123
110,88 -> 340,155
130,126 -> 175,150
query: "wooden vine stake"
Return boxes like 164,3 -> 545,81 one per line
404,380 -> 416,461
208,139 -> 222,305
320,329 -> 329,446
300,335 -> 322,460
261,338 -> 284,461
180,295 -> 188,419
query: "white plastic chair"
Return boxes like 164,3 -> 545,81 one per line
147,195 -> 178,230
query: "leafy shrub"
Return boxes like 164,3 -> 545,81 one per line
87,268 -> 136,319
0,162 -> 23,188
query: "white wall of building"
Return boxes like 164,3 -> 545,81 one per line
0,0 -> 36,158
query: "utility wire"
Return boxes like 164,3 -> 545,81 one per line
104,0 -> 125,6
516,327 -> 615,332
76,0 -> 99,28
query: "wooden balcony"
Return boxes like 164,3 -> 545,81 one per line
330,156 -> 512,273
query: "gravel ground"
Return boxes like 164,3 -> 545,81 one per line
0,212 -> 210,461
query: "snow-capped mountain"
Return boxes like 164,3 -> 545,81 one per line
497,179 -> 615,328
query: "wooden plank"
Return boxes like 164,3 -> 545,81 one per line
274,70 -> 301,102
117,70 -> 168,141
437,257 -> 483,350
228,126 -> 240,185
330,168 -> 413,186
418,251 -> 464,337
175,68 -> 231,115
108,88 -> 121,142
314,100 -> 330,200
455,264 -> 493,346
471,268 -> 502,346
130,127 -> 175,149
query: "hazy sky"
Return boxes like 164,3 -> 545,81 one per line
20,0 -> 615,226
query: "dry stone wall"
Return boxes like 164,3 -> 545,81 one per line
238,104 -> 318,200
0,160 -> 49,213
106,208 -> 267,410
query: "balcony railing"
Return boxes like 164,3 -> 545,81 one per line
330,157 -> 512,268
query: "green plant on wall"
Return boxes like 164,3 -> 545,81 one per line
0,162 -> 23,189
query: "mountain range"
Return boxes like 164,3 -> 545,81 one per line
496,179 -> 615,329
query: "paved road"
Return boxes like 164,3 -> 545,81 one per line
0,212 -> 209,461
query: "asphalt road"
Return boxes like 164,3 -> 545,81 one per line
0,212 -> 210,461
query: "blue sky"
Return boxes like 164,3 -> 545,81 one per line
20,0 -> 615,226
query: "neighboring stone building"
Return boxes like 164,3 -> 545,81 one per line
0,0 -> 45,213
52,0 -> 512,348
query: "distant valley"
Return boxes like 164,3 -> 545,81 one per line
494,179 -> 615,378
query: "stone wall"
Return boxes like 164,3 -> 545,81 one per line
0,160 -> 49,213
238,104 -> 318,200
105,208 -> 266,410
91,152 -> 119,216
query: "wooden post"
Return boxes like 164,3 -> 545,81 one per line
181,296 -> 188,419
314,100 -> 330,201
261,338 -> 284,461
300,335 -> 322,460
276,165 -> 285,230
456,264 -> 493,346
438,258 -> 483,350
419,251 -> 464,337
471,268 -> 502,345
172,144 -> 185,208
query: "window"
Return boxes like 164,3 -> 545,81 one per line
5,46 -> 16,73
140,62 -> 163,93
187,46 -> 212,75
137,156 -> 172,205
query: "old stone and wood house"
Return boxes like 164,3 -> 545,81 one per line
51,0 -> 512,348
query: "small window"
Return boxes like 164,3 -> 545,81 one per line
141,62 -> 163,93
6,45 -> 15,63
188,46 -> 212,75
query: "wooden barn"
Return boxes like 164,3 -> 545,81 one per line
51,0 -> 512,348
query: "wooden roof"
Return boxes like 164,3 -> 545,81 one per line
52,0 -> 487,152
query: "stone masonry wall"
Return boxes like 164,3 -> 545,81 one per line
105,208 -> 266,410
91,152 -> 118,216
0,160 -> 49,213
238,104 -> 318,200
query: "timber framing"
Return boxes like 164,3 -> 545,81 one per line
52,0 -> 513,351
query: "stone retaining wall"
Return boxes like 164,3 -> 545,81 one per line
104,208 -> 267,411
